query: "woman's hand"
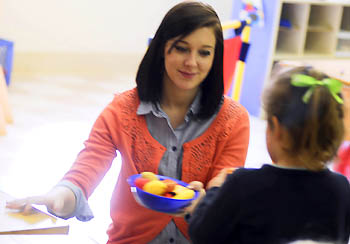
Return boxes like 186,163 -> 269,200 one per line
206,167 -> 236,189
6,186 -> 76,217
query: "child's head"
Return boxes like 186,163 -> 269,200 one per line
263,66 -> 344,171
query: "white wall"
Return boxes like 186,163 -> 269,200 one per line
0,0 -> 234,54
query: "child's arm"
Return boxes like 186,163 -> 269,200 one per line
188,171 -> 241,244
206,167 -> 236,189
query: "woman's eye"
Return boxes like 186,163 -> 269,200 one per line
174,45 -> 188,52
199,50 -> 211,57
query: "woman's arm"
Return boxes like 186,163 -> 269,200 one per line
61,100 -> 119,199
7,98 -> 120,218
6,185 -> 76,217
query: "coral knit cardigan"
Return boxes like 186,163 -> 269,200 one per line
62,88 -> 250,244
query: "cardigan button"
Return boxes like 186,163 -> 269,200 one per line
172,146 -> 177,152
169,237 -> 174,243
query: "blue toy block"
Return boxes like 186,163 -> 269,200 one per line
280,19 -> 292,29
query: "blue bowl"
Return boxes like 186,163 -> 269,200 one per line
127,174 -> 199,214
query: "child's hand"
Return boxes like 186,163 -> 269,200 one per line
170,181 -> 206,217
206,167 -> 236,189
183,181 -> 206,214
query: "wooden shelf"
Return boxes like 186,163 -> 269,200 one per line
279,25 -> 300,31
305,31 -> 336,54
274,52 -> 337,60
340,6 -> 350,31
274,1 -> 346,59
274,53 -> 306,60
336,6 -> 350,55
338,30 -> 350,39
308,5 -> 342,31
307,25 -> 333,32
335,51 -> 350,58
275,2 -> 309,56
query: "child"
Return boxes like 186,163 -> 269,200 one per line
188,66 -> 350,244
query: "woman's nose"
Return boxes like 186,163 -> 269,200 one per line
184,53 -> 197,67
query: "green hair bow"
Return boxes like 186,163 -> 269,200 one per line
291,74 -> 343,104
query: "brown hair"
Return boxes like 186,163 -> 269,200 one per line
263,66 -> 344,171
136,1 -> 224,119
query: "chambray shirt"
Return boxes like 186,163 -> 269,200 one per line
56,92 -> 218,244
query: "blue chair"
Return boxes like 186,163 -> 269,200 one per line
0,39 -> 14,86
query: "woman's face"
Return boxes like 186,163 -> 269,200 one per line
163,27 -> 216,93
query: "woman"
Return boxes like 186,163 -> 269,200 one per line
7,2 -> 250,243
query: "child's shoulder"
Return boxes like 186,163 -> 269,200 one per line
231,166 -> 268,180
224,166 -> 275,194
233,165 -> 350,188
234,165 -> 271,174
230,165 -> 285,184
327,170 -> 350,186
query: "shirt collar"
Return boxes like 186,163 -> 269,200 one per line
137,101 -> 156,116
270,163 -> 308,170
136,91 -> 202,117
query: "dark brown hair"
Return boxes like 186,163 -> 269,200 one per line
136,1 -> 224,119
263,66 -> 344,171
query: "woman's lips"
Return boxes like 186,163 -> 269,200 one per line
179,70 -> 196,79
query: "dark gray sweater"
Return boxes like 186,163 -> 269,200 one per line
189,164 -> 350,244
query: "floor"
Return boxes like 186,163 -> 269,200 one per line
0,74 -> 271,243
